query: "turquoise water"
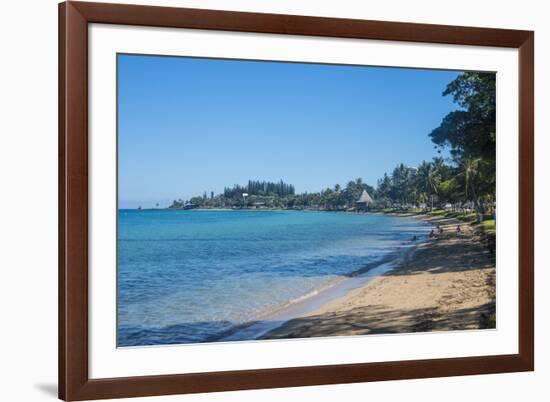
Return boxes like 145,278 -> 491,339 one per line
117,210 -> 428,346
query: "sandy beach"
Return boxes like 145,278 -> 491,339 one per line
261,214 -> 496,339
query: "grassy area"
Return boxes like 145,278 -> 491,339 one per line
381,208 -> 478,222
446,211 -> 478,223
428,209 -> 447,216
474,218 -> 496,256
377,208 -> 495,230
377,207 -> 441,214
381,208 -> 398,213
477,219 -> 496,235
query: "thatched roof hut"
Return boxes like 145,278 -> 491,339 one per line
356,190 -> 373,210
357,190 -> 373,204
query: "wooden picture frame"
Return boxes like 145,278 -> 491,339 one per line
59,1 -> 534,400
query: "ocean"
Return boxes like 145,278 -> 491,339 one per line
117,210 -> 428,346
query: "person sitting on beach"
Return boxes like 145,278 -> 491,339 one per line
456,224 -> 462,235
429,229 -> 435,238
437,224 -> 444,234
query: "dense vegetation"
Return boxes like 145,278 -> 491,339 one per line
169,72 -> 496,214
169,179 -> 375,211
223,180 -> 295,198
375,72 -> 496,213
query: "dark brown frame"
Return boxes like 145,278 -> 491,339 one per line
59,1 -> 534,400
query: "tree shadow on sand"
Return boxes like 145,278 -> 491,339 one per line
388,234 -> 495,276
260,302 -> 496,340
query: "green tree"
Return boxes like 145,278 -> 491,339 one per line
429,72 -> 496,213
430,72 -> 496,161
416,161 -> 441,210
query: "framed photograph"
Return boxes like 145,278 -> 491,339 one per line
59,1 -> 534,400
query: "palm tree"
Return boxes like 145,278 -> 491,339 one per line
391,164 -> 408,207
417,161 -> 441,210
455,156 -> 483,212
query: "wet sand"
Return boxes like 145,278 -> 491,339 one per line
261,215 -> 496,339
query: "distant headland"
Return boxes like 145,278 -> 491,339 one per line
166,179 -> 375,212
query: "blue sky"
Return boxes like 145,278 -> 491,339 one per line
118,54 -> 460,209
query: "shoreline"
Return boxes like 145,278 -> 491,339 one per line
212,214 -> 430,343
217,238 -> 425,342
258,213 -> 496,340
